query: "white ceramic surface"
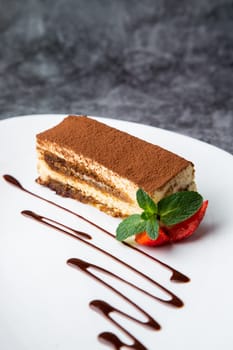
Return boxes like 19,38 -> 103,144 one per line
0,115 -> 233,349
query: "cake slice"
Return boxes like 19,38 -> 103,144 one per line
36,115 -> 196,217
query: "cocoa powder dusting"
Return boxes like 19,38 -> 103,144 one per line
36,115 -> 191,193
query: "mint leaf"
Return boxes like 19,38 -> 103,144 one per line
136,188 -> 157,214
145,216 -> 159,240
141,211 -> 152,220
116,214 -> 146,241
158,191 -> 203,226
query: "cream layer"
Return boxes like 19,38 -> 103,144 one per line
36,141 -> 196,217
37,158 -> 140,216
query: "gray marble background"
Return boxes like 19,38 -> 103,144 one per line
0,0 -> 232,154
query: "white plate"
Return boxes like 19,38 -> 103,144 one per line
0,114 -> 233,350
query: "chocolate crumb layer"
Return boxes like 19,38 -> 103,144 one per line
37,116 -> 192,194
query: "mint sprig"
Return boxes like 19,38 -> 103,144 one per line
116,189 -> 203,242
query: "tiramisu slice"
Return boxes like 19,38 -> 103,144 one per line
36,116 -> 196,217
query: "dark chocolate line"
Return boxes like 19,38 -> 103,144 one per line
98,330 -> 147,350
21,210 -> 183,308
3,174 -> 190,283
68,258 -> 160,330
21,210 -> 92,240
68,256 -> 161,350
91,300 -> 148,350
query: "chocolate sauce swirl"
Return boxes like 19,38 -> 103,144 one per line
21,210 -> 91,240
3,174 -> 190,283
22,210 -> 183,308
91,300 -> 148,350
92,300 -> 155,350
98,330 -> 145,350
68,258 -> 160,330
3,174 -> 190,349
67,259 -> 161,349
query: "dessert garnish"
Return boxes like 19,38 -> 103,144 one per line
116,189 -> 208,246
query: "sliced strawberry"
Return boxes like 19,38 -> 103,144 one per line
135,200 -> 208,246
135,227 -> 169,246
167,200 -> 208,242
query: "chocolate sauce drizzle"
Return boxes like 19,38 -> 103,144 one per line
90,300 -> 149,350
22,211 -> 182,349
3,174 -> 190,283
68,258 -> 160,350
3,174 -> 190,349
71,261 -> 160,350
21,210 -> 92,240
22,209 -> 183,308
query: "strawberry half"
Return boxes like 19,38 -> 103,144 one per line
135,200 -> 208,246
135,227 -> 170,246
